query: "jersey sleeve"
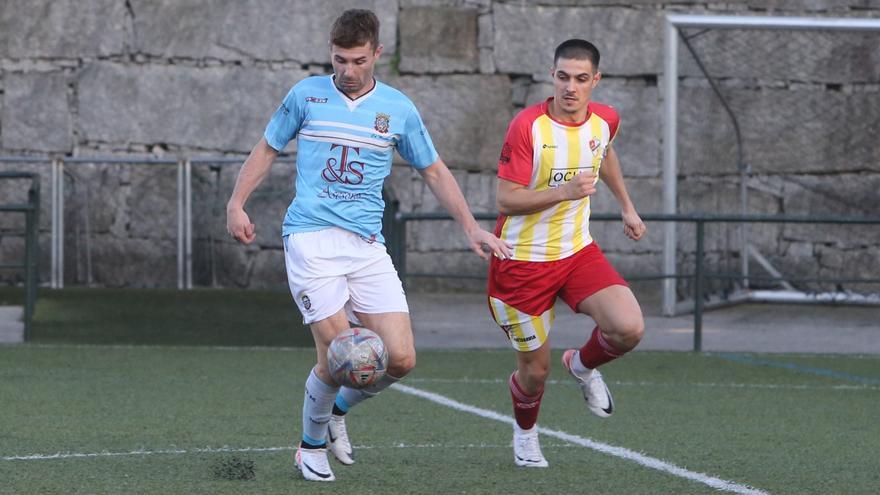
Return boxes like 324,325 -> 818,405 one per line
397,105 -> 439,169
497,112 -> 534,186
592,103 -> 621,143
263,85 -> 305,152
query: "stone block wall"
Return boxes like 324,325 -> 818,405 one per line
1,0 -> 878,296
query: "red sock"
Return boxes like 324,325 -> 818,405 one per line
579,326 -> 626,369
509,372 -> 543,430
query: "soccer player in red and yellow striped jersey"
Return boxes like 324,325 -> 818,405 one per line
487,39 -> 646,468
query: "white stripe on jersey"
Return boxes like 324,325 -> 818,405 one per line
307,120 -> 393,138
298,129 -> 393,151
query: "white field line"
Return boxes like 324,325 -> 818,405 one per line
392,383 -> 771,495
404,377 -> 880,391
1,442 -> 580,462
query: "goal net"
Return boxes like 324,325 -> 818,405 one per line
662,15 -> 880,314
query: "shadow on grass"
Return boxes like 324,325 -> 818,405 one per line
15,287 -> 312,347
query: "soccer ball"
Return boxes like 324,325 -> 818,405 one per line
327,327 -> 388,389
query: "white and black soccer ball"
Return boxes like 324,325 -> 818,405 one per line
327,327 -> 388,389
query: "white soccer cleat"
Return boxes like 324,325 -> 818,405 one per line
562,349 -> 614,418
295,447 -> 335,482
327,414 -> 355,465
513,424 -> 549,468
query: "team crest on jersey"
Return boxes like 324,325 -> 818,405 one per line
499,143 -> 512,164
589,137 -> 601,156
374,112 -> 391,133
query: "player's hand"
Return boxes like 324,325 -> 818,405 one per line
227,205 -> 256,244
622,209 -> 646,241
559,171 -> 598,201
467,227 -> 513,261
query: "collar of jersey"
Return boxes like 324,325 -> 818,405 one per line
330,75 -> 378,112
543,97 -> 593,127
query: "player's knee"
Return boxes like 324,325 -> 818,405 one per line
388,352 -> 416,377
523,360 -> 550,385
614,317 -> 644,351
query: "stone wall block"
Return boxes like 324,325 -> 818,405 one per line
493,5 -> 663,76
816,245 -> 880,293
2,72 -> 71,152
589,178 -> 663,254
132,0 -> 398,63
0,0 -> 126,58
245,248 -> 288,290
679,26 -> 880,83
0,162 -> 52,231
389,75 -> 514,170
399,7 -> 479,73
191,161 -> 296,251
87,236 -> 177,288
404,251 -> 490,292
62,164 -> 126,237
678,86 -> 880,176
781,175 -> 880,246
78,63 -> 308,152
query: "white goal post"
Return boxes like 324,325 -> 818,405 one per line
661,14 -> 880,315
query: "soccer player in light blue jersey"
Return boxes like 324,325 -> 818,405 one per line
226,9 -> 511,482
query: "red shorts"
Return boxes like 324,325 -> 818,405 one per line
488,242 -> 627,317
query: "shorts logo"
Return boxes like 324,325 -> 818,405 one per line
512,335 -> 536,343
374,112 -> 390,133
301,294 -> 312,311
500,324 -> 514,337
499,143 -> 512,164
547,167 -> 592,188
305,96 -> 328,103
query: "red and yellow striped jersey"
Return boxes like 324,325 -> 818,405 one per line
495,98 -> 619,262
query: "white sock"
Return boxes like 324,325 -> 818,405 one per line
301,367 -> 339,446
570,350 -> 594,377
336,373 -> 401,412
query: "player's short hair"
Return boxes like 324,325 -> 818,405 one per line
330,9 -> 380,50
554,39 -> 600,69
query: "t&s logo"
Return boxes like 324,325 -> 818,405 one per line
322,144 -> 365,185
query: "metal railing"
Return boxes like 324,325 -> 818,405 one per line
388,211 -> 880,352
0,155 -> 297,289
0,171 -> 41,340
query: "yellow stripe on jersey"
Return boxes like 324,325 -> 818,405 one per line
511,117 -> 556,260
498,110 -> 613,262
571,116 -> 604,251
545,125 -> 582,261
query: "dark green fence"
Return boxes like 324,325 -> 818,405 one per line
0,172 -> 41,340
385,211 -> 880,352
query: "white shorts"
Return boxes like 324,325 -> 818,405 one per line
284,227 -> 408,324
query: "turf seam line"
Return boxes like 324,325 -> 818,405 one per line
1,446 -> 292,461
391,383 -> 771,495
714,353 -> 880,385
1,443 -> 584,461
403,377 -> 880,391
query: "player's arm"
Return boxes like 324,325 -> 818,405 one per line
598,144 -> 645,241
418,159 -> 512,260
226,137 -> 279,244
496,172 -> 598,216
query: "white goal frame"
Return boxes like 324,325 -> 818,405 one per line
661,14 -> 880,315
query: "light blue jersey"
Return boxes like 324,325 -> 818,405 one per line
264,75 -> 438,243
